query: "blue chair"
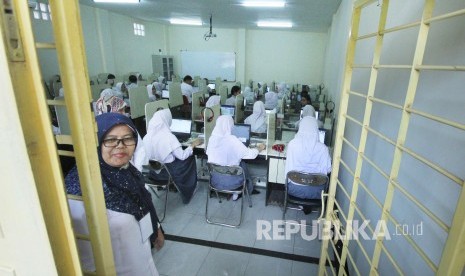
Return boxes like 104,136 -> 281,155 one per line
282,171 -> 329,222
205,163 -> 252,227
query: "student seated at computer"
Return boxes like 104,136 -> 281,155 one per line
243,86 -> 255,104
114,82 -> 129,99
285,116 -> 331,201
127,75 -> 138,90
296,105 -> 323,129
143,109 -> 202,204
264,90 -> 278,110
181,75 -> 195,103
225,85 -> 241,106
206,115 -> 265,200
146,82 -> 162,101
205,95 -> 221,107
244,101 -> 267,134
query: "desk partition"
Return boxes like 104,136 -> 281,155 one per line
90,83 -> 110,101
168,82 -> 183,107
54,96 -> 71,135
234,94 -> 244,124
191,91 -> 205,121
218,85 -> 228,105
129,86 -> 150,119
145,99 -> 169,128
203,104 -> 220,148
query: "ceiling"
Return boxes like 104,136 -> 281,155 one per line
79,0 -> 342,33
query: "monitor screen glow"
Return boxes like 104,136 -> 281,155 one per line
231,124 -> 251,146
220,105 -> 235,117
170,119 -> 192,134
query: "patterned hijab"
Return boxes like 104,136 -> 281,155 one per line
95,95 -> 127,115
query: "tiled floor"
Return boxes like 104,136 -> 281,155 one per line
149,179 -> 330,276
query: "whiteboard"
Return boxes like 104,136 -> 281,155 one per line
181,51 -> 236,81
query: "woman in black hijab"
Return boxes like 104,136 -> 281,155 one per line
66,113 -> 163,275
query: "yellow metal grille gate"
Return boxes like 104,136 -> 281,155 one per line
319,1 -> 465,275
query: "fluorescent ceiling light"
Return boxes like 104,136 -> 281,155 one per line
93,0 -> 140,3
170,18 -> 202,26
257,21 -> 292,28
242,1 -> 285,7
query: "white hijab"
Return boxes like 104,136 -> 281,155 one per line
153,81 -> 164,92
277,82 -> 287,99
146,84 -> 156,101
245,101 -> 266,133
114,82 -> 123,92
143,109 -> 181,162
243,87 -> 254,101
264,91 -> 278,110
100,88 -> 117,99
205,95 -> 221,107
285,116 -> 332,176
302,105 -> 316,118
206,115 -> 249,166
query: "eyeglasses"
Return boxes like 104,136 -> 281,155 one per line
102,137 -> 136,147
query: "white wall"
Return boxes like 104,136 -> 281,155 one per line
324,0 -> 465,275
246,29 -> 327,85
33,4 -> 329,88
108,13 -> 166,77
322,0 -> 353,114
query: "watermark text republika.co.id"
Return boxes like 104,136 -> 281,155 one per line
256,219 -> 423,241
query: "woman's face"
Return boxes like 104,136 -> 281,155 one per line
101,125 -> 136,167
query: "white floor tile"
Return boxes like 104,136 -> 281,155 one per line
291,261 -> 319,276
178,214 -> 223,241
196,248 -> 250,276
154,242 -> 211,276
244,254 -> 293,276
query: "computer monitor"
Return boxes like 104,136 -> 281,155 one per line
231,124 -> 251,147
208,83 -> 216,90
300,108 -> 319,120
318,130 -> 326,144
162,90 -> 169,99
220,105 -> 236,117
170,119 -> 192,142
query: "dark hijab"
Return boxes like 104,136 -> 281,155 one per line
65,113 -> 160,241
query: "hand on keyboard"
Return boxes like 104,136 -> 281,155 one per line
190,138 -> 203,148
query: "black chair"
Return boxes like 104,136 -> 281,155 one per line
142,160 -> 174,222
282,171 -> 329,223
205,163 -> 252,227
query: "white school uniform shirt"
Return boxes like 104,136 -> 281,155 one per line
126,82 -> 138,90
205,95 -> 221,107
285,117 -> 332,176
181,82 -> 194,103
143,109 -> 193,164
225,95 -> 236,106
206,115 -> 259,166
244,101 -> 267,133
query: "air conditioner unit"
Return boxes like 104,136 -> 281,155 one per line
28,1 -> 37,9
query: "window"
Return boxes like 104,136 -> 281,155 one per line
133,23 -> 145,36
33,2 -> 52,21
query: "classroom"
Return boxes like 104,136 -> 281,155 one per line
1,0 -> 464,275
